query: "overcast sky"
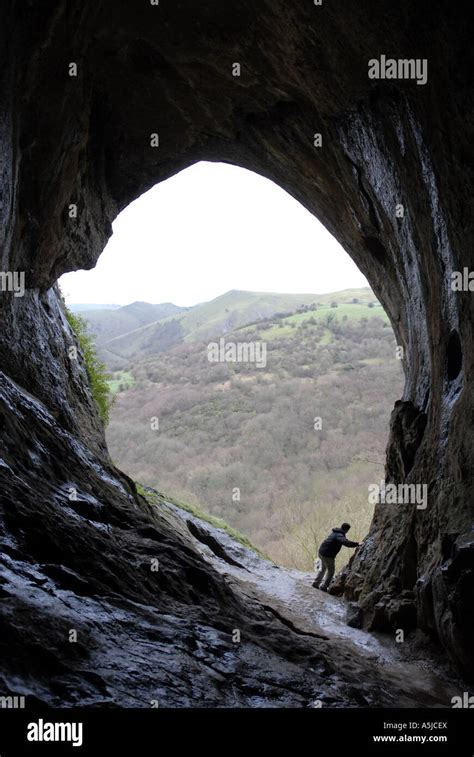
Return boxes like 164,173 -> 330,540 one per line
59,162 -> 368,307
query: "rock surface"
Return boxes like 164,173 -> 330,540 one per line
0,0 -> 473,695
0,385 -> 462,706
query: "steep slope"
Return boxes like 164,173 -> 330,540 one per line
81,301 -> 186,344
0,373 -> 460,706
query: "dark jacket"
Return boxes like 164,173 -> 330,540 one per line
319,528 -> 358,558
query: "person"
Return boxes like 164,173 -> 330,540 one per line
312,522 -> 359,592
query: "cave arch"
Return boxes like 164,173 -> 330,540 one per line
1,1 -> 473,678
61,160 -> 396,570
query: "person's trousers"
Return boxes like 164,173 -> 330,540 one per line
313,555 -> 335,589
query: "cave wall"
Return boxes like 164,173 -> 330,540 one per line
1,0 -> 473,676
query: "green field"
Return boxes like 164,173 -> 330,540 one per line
285,302 -> 387,324
82,288 -> 383,366
108,370 -> 135,394
248,301 -> 387,342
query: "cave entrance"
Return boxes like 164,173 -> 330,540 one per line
60,161 -> 403,571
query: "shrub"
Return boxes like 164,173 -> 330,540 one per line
64,307 -> 113,425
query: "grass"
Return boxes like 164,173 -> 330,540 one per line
177,290 -> 380,343
358,357 -> 386,366
64,306 -> 113,424
257,323 -> 295,339
284,303 -> 388,324
108,370 -> 135,394
319,328 -> 333,345
241,302 -> 386,342
136,483 -> 268,559
179,290 -> 323,343
78,287 -> 384,362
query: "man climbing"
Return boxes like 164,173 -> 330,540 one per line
312,522 -> 359,592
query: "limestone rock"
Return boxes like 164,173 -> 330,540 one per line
0,0 -> 473,692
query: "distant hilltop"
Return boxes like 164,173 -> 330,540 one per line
69,287 -> 380,367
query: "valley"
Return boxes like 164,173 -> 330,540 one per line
77,287 -> 404,570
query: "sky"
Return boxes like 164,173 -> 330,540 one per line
59,161 -> 368,307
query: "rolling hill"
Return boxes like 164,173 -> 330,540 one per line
73,301 -> 187,366
78,288 -> 381,368
101,287 -> 403,569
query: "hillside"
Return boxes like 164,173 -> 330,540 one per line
104,290 -> 403,569
82,287 -> 380,366
77,301 -> 187,347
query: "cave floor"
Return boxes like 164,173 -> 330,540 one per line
167,499 -> 463,708
0,484 -> 464,709
0,368 -> 464,708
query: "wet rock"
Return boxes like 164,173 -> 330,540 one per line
346,603 -> 363,629
386,597 -> 418,632
0,0 -> 473,691
186,520 -> 248,570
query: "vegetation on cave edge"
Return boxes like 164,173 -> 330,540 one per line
136,483 -> 268,559
64,305 -> 114,425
